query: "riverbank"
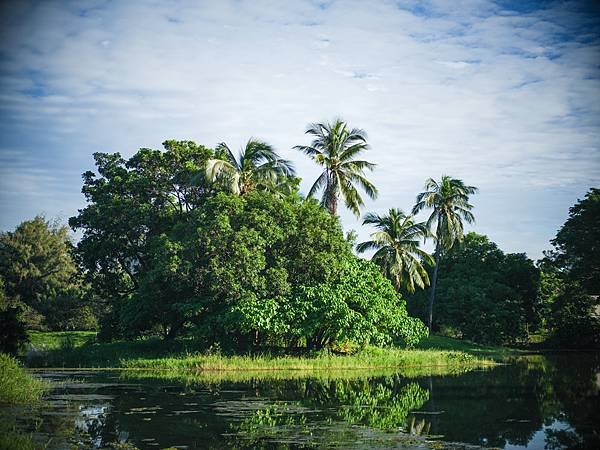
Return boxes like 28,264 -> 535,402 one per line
24,331 -> 504,376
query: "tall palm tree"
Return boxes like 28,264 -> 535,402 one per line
357,208 -> 434,293
294,119 -> 378,217
412,176 -> 478,331
206,139 -> 295,196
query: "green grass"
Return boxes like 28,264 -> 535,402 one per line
121,346 -> 493,372
416,334 -> 523,358
25,332 -> 497,380
0,353 -> 46,405
27,330 -> 97,350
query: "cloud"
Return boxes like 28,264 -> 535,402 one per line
0,0 -> 599,259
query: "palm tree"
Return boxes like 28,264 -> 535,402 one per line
206,139 -> 295,196
412,176 -> 478,331
357,208 -> 434,293
294,119 -> 378,217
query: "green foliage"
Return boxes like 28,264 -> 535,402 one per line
27,330 -> 96,351
357,208 -> 433,293
538,188 -> 600,349
207,139 -> 296,196
70,141 -> 215,340
550,188 -> 600,293
0,353 -> 46,404
549,283 -> 600,348
289,257 -> 428,349
412,175 -> 478,331
0,276 -> 28,355
294,119 -> 378,217
0,217 -> 91,333
71,141 -> 423,349
409,233 -> 540,345
413,176 -> 478,254
0,306 -> 28,355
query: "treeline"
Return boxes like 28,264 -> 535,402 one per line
1,119 -> 598,353
1,128 -> 428,354
408,189 -> 600,348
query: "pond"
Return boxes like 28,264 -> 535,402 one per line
2,353 -> 599,449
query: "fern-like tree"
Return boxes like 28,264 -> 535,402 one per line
412,176 -> 478,331
294,119 -> 378,217
357,208 -> 434,293
206,139 -> 295,196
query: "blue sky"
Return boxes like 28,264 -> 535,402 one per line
1,0 -> 599,259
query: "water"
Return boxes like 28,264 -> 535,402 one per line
2,353 -> 599,449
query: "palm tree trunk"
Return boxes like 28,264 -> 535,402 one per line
428,247 -> 440,333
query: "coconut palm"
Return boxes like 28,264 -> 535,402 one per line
412,176 -> 478,331
357,208 -> 434,293
294,119 -> 377,217
206,139 -> 295,196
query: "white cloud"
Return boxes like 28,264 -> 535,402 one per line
1,0 -> 599,259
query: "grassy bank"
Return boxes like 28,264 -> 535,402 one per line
416,334 -> 523,358
120,346 -> 492,372
0,353 -> 46,404
25,331 -> 499,378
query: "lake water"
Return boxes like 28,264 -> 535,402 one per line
2,353 -> 599,449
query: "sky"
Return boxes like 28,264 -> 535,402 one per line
1,0 -> 599,260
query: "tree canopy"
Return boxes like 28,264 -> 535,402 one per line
0,216 -> 94,332
295,119 -> 378,217
68,140 -> 426,350
357,209 -> 433,294
408,233 -> 540,345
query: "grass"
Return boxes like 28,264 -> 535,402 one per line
25,332 -> 498,380
27,330 -> 97,350
416,334 -> 523,358
120,346 -> 493,372
0,353 -> 46,405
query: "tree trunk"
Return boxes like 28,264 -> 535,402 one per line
428,248 -> 441,333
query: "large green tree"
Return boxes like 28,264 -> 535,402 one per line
0,216 -> 92,331
71,140 -> 425,349
412,176 -> 478,331
539,187 -> 600,348
206,139 -> 295,196
70,140 -> 215,339
550,188 -> 600,293
357,209 -> 433,293
294,119 -> 378,217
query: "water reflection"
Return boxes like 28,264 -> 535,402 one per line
2,353 -> 598,449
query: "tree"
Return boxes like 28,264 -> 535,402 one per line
0,216 -> 85,330
206,139 -> 295,196
294,119 -> 378,216
408,233 -> 540,345
71,138 -> 427,350
70,141 -> 215,339
357,208 -> 433,293
289,256 -> 428,350
0,276 -> 28,355
412,176 -> 478,332
539,187 -> 600,348
550,188 -> 600,293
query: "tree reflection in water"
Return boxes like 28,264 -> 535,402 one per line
2,354 -> 598,449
